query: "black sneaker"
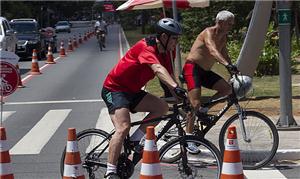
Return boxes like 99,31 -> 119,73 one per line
104,172 -> 120,179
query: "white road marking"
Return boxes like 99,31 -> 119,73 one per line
4,99 -> 103,105
21,56 -> 61,83
0,111 -> 16,122
244,169 -> 287,179
95,108 -> 114,132
10,109 -> 71,155
86,108 -> 113,153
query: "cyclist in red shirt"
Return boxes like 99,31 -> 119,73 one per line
101,18 -> 186,179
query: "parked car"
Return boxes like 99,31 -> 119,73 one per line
9,19 -> 47,59
0,16 -> 17,52
41,27 -> 57,53
55,21 -> 71,33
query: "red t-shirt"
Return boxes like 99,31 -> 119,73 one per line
103,38 -> 174,93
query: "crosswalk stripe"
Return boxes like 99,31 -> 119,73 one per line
95,108 -> 114,132
244,169 -> 287,179
10,109 -> 71,155
0,111 -> 16,122
86,108 -> 113,153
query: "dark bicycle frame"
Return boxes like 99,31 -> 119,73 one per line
82,98 -> 194,176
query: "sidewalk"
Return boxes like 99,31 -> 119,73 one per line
270,116 -> 300,161
203,115 -> 300,162
131,113 -> 300,162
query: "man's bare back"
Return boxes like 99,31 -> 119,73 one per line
186,26 -> 227,70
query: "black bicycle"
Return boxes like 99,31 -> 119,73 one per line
163,74 -> 279,170
60,96 -> 222,179
96,28 -> 105,51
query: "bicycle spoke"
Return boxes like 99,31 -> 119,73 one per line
159,136 -> 221,179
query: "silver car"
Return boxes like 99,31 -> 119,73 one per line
0,16 -> 17,52
55,21 -> 71,33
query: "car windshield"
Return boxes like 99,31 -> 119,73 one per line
10,23 -> 38,33
57,22 -> 68,26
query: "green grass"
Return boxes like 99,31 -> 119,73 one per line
124,28 -> 300,98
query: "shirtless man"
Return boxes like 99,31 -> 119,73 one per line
182,10 -> 238,154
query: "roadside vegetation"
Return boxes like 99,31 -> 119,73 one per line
122,1 -> 300,116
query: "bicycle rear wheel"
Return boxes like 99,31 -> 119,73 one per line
219,111 -> 279,170
60,128 -> 110,178
159,135 -> 221,179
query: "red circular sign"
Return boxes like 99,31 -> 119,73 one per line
0,61 -> 20,97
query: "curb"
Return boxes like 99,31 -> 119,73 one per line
273,149 -> 300,161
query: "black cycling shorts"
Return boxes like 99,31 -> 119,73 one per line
182,61 -> 222,91
101,87 -> 148,114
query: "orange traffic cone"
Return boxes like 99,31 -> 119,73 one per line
140,126 -> 163,179
78,34 -> 82,44
46,45 -> 55,64
0,127 -> 14,179
221,126 -> 244,179
73,37 -> 78,48
67,39 -> 73,52
59,41 -> 66,57
15,64 -> 25,88
30,49 -> 41,75
63,128 -> 85,179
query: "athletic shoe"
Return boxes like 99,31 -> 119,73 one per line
104,172 -> 120,179
186,142 -> 201,154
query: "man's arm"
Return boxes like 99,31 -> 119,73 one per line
204,30 -> 230,66
221,45 -> 232,64
149,63 -> 177,89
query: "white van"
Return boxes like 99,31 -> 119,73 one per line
0,16 -> 17,52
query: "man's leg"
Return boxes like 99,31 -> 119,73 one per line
186,88 -> 201,133
131,93 -> 169,138
185,88 -> 202,154
211,79 -> 232,100
106,108 -> 131,175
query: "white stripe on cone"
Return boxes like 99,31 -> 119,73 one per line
225,139 -> 240,151
0,140 -> 9,151
221,162 -> 243,175
144,140 -> 157,151
0,162 -> 13,176
32,59 -> 38,63
63,164 -> 84,177
140,163 -> 162,176
66,141 -> 79,152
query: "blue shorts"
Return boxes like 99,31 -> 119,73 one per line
101,87 -> 147,114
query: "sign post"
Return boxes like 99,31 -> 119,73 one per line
276,1 -> 299,130
0,53 -> 20,125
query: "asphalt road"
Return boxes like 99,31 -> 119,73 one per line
1,24 -> 299,179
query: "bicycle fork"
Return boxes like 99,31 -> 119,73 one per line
235,104 -> 251,143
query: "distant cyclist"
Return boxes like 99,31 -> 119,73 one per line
94,15 -> 107,33
101,18 -> 186,179
94,16 -> 108,47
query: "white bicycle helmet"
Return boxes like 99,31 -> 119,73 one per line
231,75 -> 253,99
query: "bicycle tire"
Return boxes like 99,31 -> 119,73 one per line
218,111 -> 279,170
159,135 -> 222,179
98,39 -> 103,51
60,128 -> 110,178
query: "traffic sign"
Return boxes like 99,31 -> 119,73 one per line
0,61 -> 20,97
278,9 -> 291,25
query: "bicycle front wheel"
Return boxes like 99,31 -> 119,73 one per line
60,128 -> 110,178
159,135 -> 222,179
219,111 -> 279,170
